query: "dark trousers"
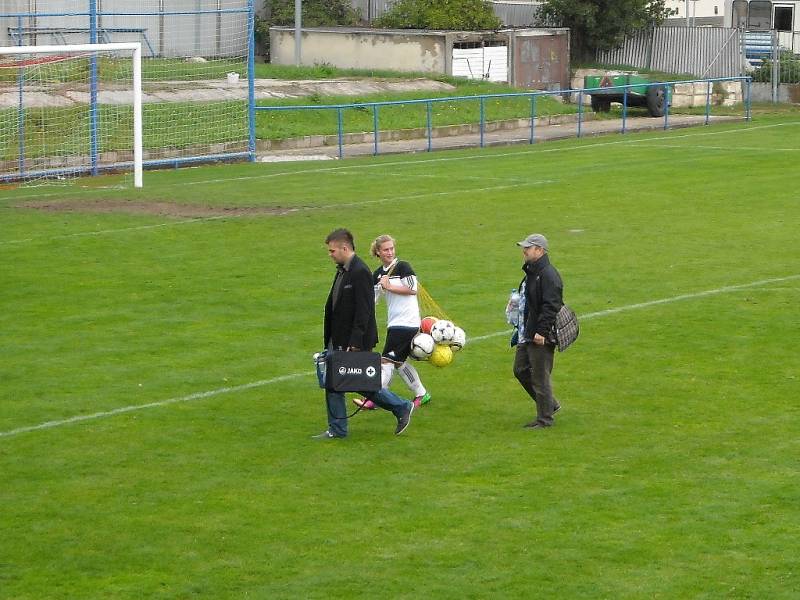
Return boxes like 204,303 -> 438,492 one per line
325,388 -> 410,438
513,341 -> 558,425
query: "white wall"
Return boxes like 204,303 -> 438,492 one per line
270,28 -> 447,73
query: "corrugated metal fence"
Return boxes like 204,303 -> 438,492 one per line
0,0 -> 249,58
598,27 -> 745,78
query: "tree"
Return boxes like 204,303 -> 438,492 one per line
256,0 -> 362,58
375,0 -> 501,30
540,0 -> 672,60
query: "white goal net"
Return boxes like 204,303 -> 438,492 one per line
0,42 -> 143,187
0,0 -> 254,187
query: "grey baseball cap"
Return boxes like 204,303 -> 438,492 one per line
516,233 -> 549,251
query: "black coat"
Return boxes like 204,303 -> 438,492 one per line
522,254 -> 563,340
324,254 -> 379,351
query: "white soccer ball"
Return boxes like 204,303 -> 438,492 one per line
430,319 -> 456,344
450,326 -> 466,351
409,333 -> 435,360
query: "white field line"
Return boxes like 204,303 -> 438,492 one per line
1,181 -> 550,246
3,120 -> 795,246
4,119 -> 797,204
630,144 -> 800,153
2,273 -> 798,440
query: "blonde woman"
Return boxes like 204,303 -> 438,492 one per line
354,235 -> 432,410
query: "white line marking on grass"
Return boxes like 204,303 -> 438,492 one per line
2,273 -> 798,439
630,144 -> 800,153
1,181 -> 552,246
0,372 -> 307,438
6,120 -> 797,204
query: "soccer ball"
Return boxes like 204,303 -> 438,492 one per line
430,319 -> 456,344
429,343 -> 454,367
450,326 -> 466,351
420,316 -> 438,334
409,333 -> 435,360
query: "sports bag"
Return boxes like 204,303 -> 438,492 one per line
324,350 -> 382,392
552,304 -> 579,352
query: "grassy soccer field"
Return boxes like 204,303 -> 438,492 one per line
1,114 -> 799,599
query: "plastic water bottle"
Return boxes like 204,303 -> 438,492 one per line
506,289 -> 520,326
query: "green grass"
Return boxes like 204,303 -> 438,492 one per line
2,113 -> 800,598
255,84 -> 571,140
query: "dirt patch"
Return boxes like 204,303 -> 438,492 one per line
15,199 -> 300,218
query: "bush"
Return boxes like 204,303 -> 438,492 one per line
751,51 -> 800,84
257,0 -> 362,59
374,0 -> 501,30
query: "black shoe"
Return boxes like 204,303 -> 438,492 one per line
523,420 -> 552,429
312,430 -> 345,440
395,403 -> 414,435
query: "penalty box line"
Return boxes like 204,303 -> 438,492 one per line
1,273 -> 798,440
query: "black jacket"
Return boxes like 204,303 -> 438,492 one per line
324,254 -> 379,351
522,254 -> 563,340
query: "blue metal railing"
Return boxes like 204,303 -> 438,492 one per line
256,76 -> 752,159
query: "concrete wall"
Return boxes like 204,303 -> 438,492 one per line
270,27 -> 448,74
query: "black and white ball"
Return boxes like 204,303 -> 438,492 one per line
450,326 -> 466,351
409,332 -> 435,360
430,319 -> 456,344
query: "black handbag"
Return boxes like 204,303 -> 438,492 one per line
324,350 -> 382,392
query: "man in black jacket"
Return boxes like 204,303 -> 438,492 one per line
314,228 -> 414,439
513,234 -> 563,429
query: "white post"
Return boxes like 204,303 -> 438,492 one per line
132,44 -> 143,188
294,0 -> 302,66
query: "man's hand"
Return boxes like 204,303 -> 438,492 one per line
347,346 -> 361,352
533,333 -> 546,346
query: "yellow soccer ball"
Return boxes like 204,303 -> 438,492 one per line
429,343 -> 454,368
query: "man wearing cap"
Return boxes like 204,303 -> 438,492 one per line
513,234 -> 563,429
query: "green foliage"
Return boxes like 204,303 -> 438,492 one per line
751,51 -> 800,84
541,0 -> 673,60
375,0 -> 501,30
256,0 -> 362,58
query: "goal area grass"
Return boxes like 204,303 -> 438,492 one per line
1,114 -> 799,598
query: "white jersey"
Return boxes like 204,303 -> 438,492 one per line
374,259 -> 421,328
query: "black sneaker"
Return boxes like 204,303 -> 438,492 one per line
395,403 -> 414,435
523,421 -> 552,429
312,430 -> 345,440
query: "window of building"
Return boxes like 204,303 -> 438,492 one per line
774,5 -> 794,31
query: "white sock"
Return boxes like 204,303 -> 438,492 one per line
398,361 -> 426,397
381,362 -> 395,388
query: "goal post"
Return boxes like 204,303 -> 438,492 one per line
0,42 -> 143,187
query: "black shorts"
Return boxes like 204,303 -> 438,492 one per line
381,326 -> 418,364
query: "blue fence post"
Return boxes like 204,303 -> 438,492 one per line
529,94 -> 536,144
577,92 -> 583,138
337,108 -> 344,160
247,0 -> 256,161
479,97 -> 485,148
426,101 -> 432,152
16,15 -> 25,178
705,80 -> 712,125
622,87 -> 628,134
89,0 -> 99,176
373,105 -> 379,156
663,85 -> 671,130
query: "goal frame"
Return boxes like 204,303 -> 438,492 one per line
0,42 -> 143,188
